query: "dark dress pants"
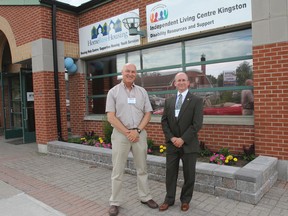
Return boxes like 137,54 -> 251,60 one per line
165,149 -> 198,204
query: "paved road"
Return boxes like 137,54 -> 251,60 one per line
0,137 -> 288,216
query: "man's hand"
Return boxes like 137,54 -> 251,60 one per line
126,130 -> 139,143
171,137 -> 184,148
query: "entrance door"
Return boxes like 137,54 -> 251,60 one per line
1,69 -> 35,143
20,69 -> 36,143
1,72 -> 23,139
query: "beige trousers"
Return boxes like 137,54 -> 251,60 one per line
109,129 -> 152,206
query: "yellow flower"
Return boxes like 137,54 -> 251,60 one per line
163,146 -> 167,150
233,158 -> 238,162
227,155 -> 233,160
80,137 -> 86,141
160,149 -> 164,153
160,145 -> 164,149
225,159 -> 229,163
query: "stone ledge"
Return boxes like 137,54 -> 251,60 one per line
47,141 -> 278,204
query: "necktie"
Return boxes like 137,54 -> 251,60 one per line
176,94 -> 183,110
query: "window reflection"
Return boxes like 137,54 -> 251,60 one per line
201,90 -> 243,115
187,59 -> 253,88
87,56 -> 117,114
135,68 -> 182,91
142,43 -> 182,69
149,59 -> 253,115
134,68 -> 182,113
86,29 -> 253,116
116,54 -> 125,72
128,51 -> 141,69
185,29 -> 252,63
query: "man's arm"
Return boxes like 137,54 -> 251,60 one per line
107,112 -> 129,135
107,112 -> 142,143
137,111 -> 151,131
161,99 -> 175,141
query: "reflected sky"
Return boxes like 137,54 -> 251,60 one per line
185,29 -> 252,63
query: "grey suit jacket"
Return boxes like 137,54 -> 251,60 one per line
161,92 -> 203,154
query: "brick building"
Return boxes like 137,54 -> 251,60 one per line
0,0 -> 287,181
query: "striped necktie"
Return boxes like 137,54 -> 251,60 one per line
176,94 -> 183,110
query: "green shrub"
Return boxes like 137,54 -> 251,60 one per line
102,117 -> 113,144
242,144 -> 256,162
199,141 -> 212,157
84,131 -> 98,140
218,147 -> 231,157
67,137 -> 82,144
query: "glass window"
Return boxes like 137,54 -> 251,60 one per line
116,54 -> 125,72
185,29 -> 252,65
142,43 -> 182,69
128,51 -> 141,70
86,29 -> 253,116
187,59 -> 253,88
87,56 -> 117,114
135,68 -> 182,91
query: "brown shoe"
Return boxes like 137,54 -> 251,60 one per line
141,199 -> 159,209
181,203 -> 189,211
109,205 -> 119,216
159,202 -> 173,211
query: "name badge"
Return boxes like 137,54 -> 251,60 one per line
175,109 -> 180,117
128,98 -> 136,104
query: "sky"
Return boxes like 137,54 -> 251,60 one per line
56,0 -> 91,6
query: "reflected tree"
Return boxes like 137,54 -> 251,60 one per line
236,61 -> 253,86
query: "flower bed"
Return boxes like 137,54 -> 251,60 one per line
69,134 -> 253,168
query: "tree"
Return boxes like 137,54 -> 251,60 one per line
236,61 -> 253,86
217,73 -> 223,87
206,75 -> 217,86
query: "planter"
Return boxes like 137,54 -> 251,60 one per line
47,141 -> 278,204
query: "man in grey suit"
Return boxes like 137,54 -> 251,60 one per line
159,72 -> 203,212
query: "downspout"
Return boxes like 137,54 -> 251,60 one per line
52,0 -> 63,141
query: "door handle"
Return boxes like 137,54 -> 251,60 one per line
24,108 -> 28,121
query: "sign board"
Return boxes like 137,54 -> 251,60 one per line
79,9 -> 141,58
223,71 -> 236,86
27,92 -> 34,101
146,0 -> 251,42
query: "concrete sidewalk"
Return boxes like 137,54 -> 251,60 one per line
0,137 -> 288,216
0,180 -> 65,216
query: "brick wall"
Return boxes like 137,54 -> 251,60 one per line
84,120 -> 254,155
85,121 -> 104,138
1,5 -> 78,143
0,6 -> 78,46
253,42 -> 288,160
68,73 -> 86,136
33,72 -> 68,144
199,125 -> 254,154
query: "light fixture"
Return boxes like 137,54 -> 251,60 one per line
122,17 -> 146,37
